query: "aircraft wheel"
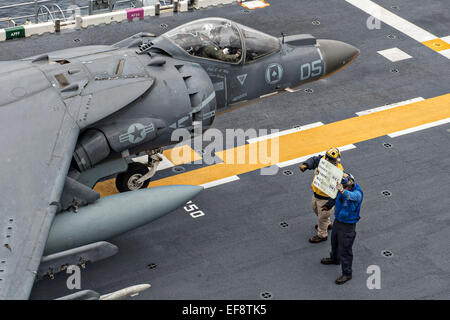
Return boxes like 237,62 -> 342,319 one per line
115,162 -> 151,193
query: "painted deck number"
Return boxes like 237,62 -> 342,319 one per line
184,201 -> 205,218
6,27 -> 25,40
301,60 -> 323,81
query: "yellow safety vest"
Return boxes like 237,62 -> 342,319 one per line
311,156 -> 344,198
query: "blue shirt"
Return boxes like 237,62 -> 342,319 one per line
334,182 -> 363,224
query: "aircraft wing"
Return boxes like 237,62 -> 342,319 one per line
0,50 -> 155,299
0,65 -> 79,299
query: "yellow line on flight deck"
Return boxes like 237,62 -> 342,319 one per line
95,93 -> 450,196
163,144 -> 203,165
149,93 -> 450,186
422,38 -> 450,52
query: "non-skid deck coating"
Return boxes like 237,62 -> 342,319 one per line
1,0 -> 447,299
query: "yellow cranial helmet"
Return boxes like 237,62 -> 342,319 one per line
325,147 -> 341,162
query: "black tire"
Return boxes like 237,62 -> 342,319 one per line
115,162 -> 151,193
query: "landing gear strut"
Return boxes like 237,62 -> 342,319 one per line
115,149 -> 163,193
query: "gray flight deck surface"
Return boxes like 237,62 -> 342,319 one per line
1,0 -> 448,299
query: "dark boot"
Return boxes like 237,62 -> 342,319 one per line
309,235 -> 327,243
335,274 -> 352,285
321,257 -> 340,265
315,224 -> 332,231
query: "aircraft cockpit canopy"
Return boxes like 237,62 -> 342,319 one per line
236,22 -> 281,62
163,18 -> 281,64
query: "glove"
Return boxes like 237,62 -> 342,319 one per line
337,183 -> 344,193
299,164 -> 308,172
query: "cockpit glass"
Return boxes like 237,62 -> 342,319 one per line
164,19 -> 243,64
237,24 -> 280,62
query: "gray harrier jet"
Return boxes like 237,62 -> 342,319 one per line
0,17 -> 358,299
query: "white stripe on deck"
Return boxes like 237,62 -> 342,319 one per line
276,144 -> 357,168
201,175 -> 240,189
247,122 -> 324,144
356,97 -> 424,116
388,117 -> 450,138
438,49 -> 450,59
345,0 -> 437,42
440,36 -> 450,44
377,47 -> 412,62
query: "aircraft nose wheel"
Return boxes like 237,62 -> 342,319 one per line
115,162 -> 151,192
127,173 -> 145,190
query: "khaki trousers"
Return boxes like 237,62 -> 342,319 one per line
312,195 -> 333,238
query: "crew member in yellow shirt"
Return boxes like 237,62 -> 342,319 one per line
299,148 -> 343,243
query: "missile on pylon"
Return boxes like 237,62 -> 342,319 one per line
44,185 -> 203,255
100,284 -> 151,300
56,290 -> 101,300
56,284 -> 151,300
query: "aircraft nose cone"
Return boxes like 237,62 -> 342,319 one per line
317,39 -> 360,75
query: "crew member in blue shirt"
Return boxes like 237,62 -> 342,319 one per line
320,173 -> 363,284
